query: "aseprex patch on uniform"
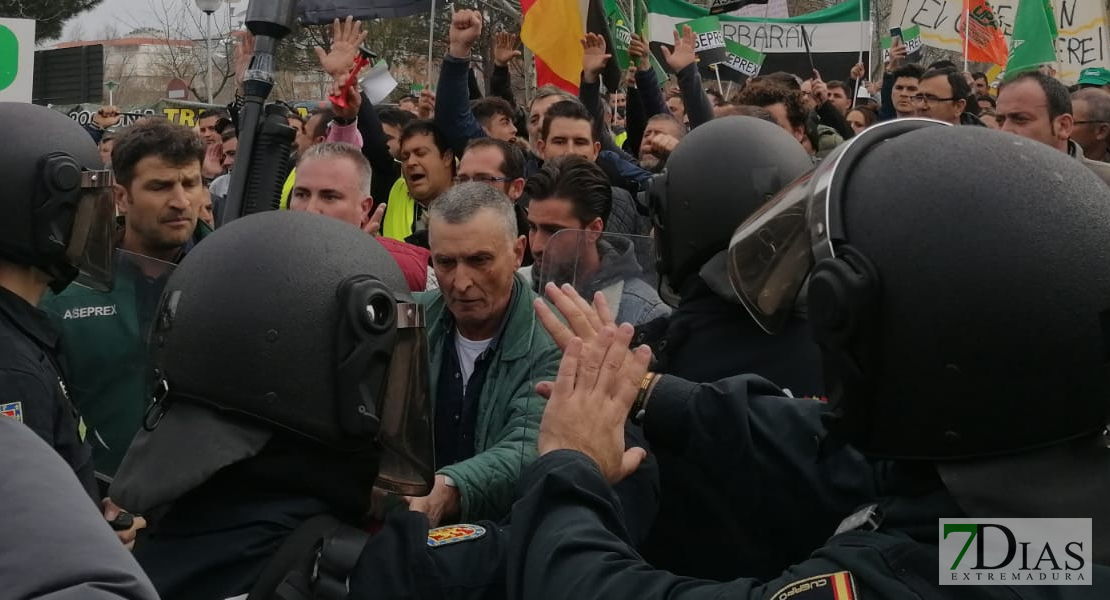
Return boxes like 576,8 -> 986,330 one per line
0,401 -> 22,423
427,524 -> 487,548
766,571 -> 857,600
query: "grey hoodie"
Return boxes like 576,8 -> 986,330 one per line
524,236 -> 670,326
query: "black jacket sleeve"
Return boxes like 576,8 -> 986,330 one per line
356,93 -> 401,208
635,68 -> 670,118
624,87 -> 647,156
490,64 -> 516,107
676,64 -> 714,130
816,100 -> 854,140
879,72 -> 897,121
436,53 -> 489,159
642,374 -> 879,520
508,450 -> 842,600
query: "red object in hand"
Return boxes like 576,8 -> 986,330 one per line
330,54 -> 372,109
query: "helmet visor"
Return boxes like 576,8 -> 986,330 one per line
726,171 -> 818,334
65,170 -> 117,291
374,301 -> 435,496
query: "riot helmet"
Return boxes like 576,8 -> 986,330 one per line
646,116 -> 814,295
0,102 -> 116,292
112,211 -> 434,513
728,119 -> 1110,460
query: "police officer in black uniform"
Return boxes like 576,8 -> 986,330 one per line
107,210 -> 438,599
0,102 -> 118,501
109,210 -> 658,600
637,116 -> 824,392
510,120 -> 1110,598
630,116 -> 840,580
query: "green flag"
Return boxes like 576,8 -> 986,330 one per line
1043,0 -> 1057,38
1005,0 -> 1058,79
605,0 -> 634,71
721,39 -> 766,77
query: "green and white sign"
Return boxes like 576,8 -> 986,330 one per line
677,16 -> 728,66
0,18 -> 35,102
722,39 -> 766,77
606,2 -> 634,71
881,25 -> 923,62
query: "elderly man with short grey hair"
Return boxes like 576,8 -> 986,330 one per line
403,182 -> 560,526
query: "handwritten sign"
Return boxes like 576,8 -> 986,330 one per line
890,0 -> 1109,83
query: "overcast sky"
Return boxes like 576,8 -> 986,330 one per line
60,0 -> 245,43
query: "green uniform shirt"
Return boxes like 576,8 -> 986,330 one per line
41,255 -> 174,476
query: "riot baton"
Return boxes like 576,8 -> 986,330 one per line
220,0 -> 299,226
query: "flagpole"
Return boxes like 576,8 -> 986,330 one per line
853,0 -> 866,106
427,0 -> 438,87
714,65 -> 723,94
962,0 -> 970,73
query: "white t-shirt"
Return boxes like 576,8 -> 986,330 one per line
455,330 -> 493,391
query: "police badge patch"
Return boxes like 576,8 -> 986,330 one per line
0,401 -> 23,423
427,524 -> 487,548
766,571 -> 857,600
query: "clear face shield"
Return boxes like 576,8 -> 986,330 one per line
64,170 -> 118,292
725,126 -> 869,335
373,299 -> 435,496
533,229 -> 660,312
727,118 -> 950,335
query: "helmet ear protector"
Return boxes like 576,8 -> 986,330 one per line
804,119 -> 951,445
335,274 -> 398,439
32,153 -> 85,259
26,152 -> 117,292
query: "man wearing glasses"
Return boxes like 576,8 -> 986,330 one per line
454,138 -> 533,266
1071,88 -> 1110,164
912,68 -> 982,126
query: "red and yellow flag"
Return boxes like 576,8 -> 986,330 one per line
961,0 -> 1010,66
521,0 -> 588,92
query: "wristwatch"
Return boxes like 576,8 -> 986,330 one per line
332,116 -> 356,126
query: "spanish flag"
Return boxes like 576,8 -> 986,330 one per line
522,0 -> 622,94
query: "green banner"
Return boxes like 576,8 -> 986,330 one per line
677,16 -> 727,65
721,39 -> 766,77
606,0 -> 634,71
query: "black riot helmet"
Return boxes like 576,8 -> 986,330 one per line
112,211 -> 434,514
646,116 -> 814,294
0,102 -> 116,292
728,119 -> 1110,460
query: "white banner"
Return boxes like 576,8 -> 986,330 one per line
0,18 -> 36,103
649,14 -> 871,54
890,0 -> 1110,84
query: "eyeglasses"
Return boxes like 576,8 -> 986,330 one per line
909,94 -> 958,106
453,174 -> 510,184
1073,120 -> 1110,125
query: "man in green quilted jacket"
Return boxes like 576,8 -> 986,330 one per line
406,181 -> 560,525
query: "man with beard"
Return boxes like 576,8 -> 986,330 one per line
638,114 -> 685,173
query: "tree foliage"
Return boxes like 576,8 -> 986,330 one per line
0,0 -> 105,41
